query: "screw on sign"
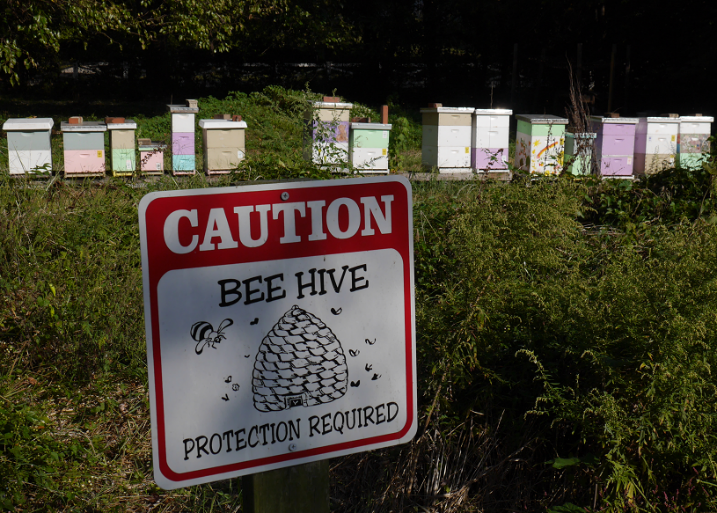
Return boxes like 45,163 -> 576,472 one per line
138,176 -> 416,492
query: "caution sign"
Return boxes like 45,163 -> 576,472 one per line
139,177 -> 416,489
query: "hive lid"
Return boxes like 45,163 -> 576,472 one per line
680,115 -> 714,122
515,114 -> 568,124
474,108 -> 513,115
107,120 -> 137,130
198,119 -> 248,129
312,101 -> 353,109
566,132 -> 597,139
590,116 -> 639,124
3,118 -> 54,131
139,142 -> 167,150
641,116 -> 681,123
60,121 -> 107,132
420,107 -> 473,114
168,104 -> 199,113
350,123 -> 392,130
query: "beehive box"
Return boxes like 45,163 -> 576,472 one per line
107,120 -> 137,176
679,115 -> 713,169
303,100 -> 352,166
565,132 -> 596,175
60,121 -> 107,177
514,115 -> 568,175
421,107 -> 473,172
634,116 -> 680,175
590,116 -> 640,178
168,102 -> 199,175
2,118 -> 54,175
471,108 -> 511,171
348,122 -> 391,173
198,119 -> 247,174
138,140 -> 166,175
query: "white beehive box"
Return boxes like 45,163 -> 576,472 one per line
634,116 -> 680,174
472,108 -> 512,171
3,118 -> 54,175
421,106 -> 473,173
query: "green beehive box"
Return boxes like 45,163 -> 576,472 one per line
107,120 -> 137,176
565,132 -> 596,176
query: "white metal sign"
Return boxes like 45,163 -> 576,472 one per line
139,177 -> 416,489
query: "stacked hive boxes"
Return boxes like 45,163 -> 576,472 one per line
304,98 -> 352,166
471,108 -> 512,172
138,139 -> 166,175
591,116 -> 639,177
564,132 -> 596,175
514,115 -> 568,175
678,115 -> 713,169
107,119 -> 136,176
61,120 -> 107,177
349,120 -> 391,173
3,118 -> 54,175
199,117 -> 247,174
634,116 -> 680,175
421,106 -> 472,172
168,100 -> 199,175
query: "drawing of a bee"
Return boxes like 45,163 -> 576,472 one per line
190,319 -> 234,355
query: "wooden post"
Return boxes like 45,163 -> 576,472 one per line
510,43 -> 519,107
242,460 -> 330,513
607,44 -> 617,113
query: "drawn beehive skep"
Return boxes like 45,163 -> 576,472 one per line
253,305 -> 348,412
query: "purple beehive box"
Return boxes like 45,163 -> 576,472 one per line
591,116 -> 639,177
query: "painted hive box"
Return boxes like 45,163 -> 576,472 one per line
471,108 -> 512,171
514,115 -> 568,175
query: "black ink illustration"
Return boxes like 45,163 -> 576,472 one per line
331,307 -> 342,315
225,376 -> 232,383
232,383 -> 240,391
372,374 -> 381,380
250,318 -> 259,325
190,319 -> 234,355
252,305 -> 349,412
221,394 -> 229,401
365,364 -> 373,372
365,338 -> 376,345
349,349 -> 360,357
351,380 -> 360,387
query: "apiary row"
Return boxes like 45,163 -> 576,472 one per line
2,100 -> 248,177
422,106 -> 712,177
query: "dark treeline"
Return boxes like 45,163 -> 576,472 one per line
2,0 -> 716,117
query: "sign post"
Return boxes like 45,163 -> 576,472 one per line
139,176 -> 416,500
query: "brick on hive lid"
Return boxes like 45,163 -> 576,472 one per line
186,99 -> 198,108
214,114 -> 231,120
232,115 -> 242,122
137,138 -> 151,146
323,96 -> 340,103
352,117 -> 370,123
105,117 -> 125,124
604,112 -> 620,118
68,116 -> 83,125
381,105 -> 389,124
427,103 -> 443,108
